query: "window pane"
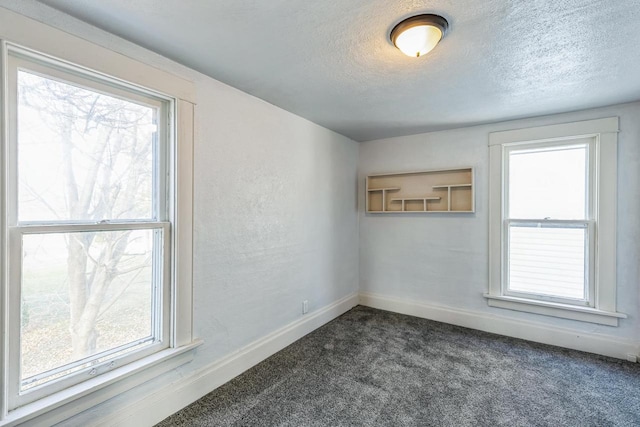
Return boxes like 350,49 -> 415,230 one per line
20,229 -> 161,390
508,225 -> 586,300
509,145 -> 587,220
17,71 -> 157,222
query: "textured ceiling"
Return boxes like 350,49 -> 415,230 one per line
31,0 -> 640,141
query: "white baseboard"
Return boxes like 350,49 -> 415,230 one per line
359,291 -> 639,362
96,292 -> 359,427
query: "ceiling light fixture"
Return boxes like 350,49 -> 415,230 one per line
390,14 -> 449,58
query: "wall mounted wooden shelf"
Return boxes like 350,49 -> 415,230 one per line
366,168 -> 474,213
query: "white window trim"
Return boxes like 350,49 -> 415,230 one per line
0,11 -> 199,426
486,117 -> 626,326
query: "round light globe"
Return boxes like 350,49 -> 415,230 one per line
395,25 -> 442,57
390,14 -> 449,58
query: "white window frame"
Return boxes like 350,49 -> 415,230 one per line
486,118 -> 626,326
0,11 -> 199,426
503,139 -> 595,307
7,48 -> 177,409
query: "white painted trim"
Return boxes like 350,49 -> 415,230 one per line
90,293 -> 359,427
173,100 -> 195,347
0,39 -> 8,420
488,143 -> 503,299
488,117 -> 619,146
0,341 -> 202,427
596,130 -> 617,310
0,8 -> 195,103
487,117 -> 620,322
483,294 -> 625,326
359,292 -> 639,361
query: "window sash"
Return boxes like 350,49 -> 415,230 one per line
7,50 -> 170,226
7,222 -> 171,408
503,139 -> 595,222
4,47 -> 175,410
503,219 -> 595,307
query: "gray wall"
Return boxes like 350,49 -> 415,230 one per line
193,78 -> 359,361
359,102 -> 640,341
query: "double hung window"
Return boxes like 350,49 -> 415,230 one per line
6,50 -> 171,407
1,39 -> 195,423
487,119 -> 625,326
504,140 -> 593,305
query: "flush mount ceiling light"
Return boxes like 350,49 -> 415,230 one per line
390,14 -> 449,58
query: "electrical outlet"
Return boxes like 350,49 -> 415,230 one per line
302,300 -> 309,314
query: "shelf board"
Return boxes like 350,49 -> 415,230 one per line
366,210 -> 475,214
389,197 -> 441,202
367,167 -> 474,177
367,187 -> 400,192
432,183 -> 472,189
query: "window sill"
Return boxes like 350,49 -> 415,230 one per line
483,294 -> 626,326
1,339 -> 203,427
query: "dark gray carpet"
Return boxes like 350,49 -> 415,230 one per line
157,306 -> 640,426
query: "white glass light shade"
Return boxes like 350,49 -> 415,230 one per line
394,25 -> 443,57
390,14 -> 449,58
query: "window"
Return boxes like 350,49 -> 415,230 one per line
1,40 -> 196,422
486,118 -> 626,326
506,141 -> 593,305
6,51 -> 172,408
